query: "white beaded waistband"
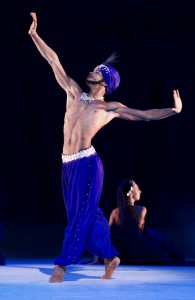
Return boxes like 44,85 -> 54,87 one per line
62,146 -> 96,163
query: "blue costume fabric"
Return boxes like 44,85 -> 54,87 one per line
110,221 -> 186,266
55,149 -> 118,266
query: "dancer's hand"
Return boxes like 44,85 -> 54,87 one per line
28,12 -> 37,36
172,89 -> 182,113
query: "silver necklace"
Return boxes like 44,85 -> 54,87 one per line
80,92 -> 104,103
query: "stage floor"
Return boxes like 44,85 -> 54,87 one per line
0,259 -> 195,300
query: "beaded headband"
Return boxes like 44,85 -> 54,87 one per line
126,180 -> 135,196
95,64 -> 120,94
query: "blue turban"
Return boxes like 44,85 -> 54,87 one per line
95,64 -> 120,94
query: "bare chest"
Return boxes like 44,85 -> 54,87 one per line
65,101 -> 107,126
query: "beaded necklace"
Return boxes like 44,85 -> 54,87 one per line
80,92 -> 104,103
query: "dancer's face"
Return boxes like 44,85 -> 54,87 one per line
128,182 -> 142,202
134,184 -> 141,201
86,69 -> 104,83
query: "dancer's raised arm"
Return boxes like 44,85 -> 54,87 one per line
28,12 -> 81,102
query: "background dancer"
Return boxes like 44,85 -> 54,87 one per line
109,179 -> 191,265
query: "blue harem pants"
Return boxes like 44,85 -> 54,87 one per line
54,147 -> 118,266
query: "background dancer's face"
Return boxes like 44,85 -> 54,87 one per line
126,181 -> 142,203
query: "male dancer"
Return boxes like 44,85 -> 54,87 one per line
28,12 -> 182,283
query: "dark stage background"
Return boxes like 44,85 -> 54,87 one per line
0,0 -> 195,260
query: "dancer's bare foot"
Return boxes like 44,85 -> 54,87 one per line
49,265 -> 66,283
101,256 -> 120,279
